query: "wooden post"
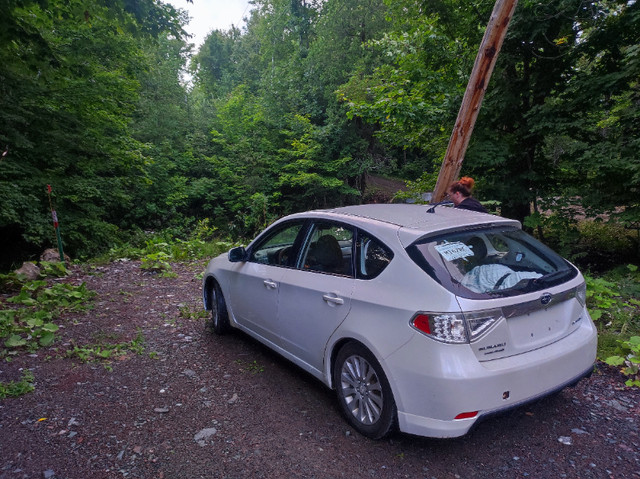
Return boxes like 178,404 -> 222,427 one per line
431,0 -> 518,203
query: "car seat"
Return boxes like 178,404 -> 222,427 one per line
467,236 -> 487,261
308,235 -> 343,273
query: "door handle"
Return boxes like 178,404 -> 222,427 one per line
263,280 -> 278,289
322,294 -> 344,305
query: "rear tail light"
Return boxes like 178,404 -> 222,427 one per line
411,313 -> 467,343
411,308 -> 504,344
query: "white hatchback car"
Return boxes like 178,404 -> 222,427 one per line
202,204 -> 597,439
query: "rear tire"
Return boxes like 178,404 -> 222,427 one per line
333,342 -> 397,439
210,284 -> 230,335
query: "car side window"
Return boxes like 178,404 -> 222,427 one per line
249,222 -> 303,267
356,233 -> 393,279
300,223 -> 354,276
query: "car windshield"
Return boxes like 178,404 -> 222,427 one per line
407,226 -> 578,299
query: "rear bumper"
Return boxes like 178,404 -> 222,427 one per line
469,364 -> 592,431
388,318 -> 597,438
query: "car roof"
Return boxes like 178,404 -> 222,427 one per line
286,204 -> 520,247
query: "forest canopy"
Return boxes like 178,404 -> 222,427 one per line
1,0 -> 638,270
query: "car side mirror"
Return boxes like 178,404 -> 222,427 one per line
228,246 -> 247,263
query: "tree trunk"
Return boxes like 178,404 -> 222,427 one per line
431,0 -> 518,203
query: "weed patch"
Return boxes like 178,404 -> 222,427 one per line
235,359 -> 264,374
0,370 -> 35,398
179,304 -> 208,321
65,330 -> 146,366
1,281 -> 95,357
605,336 -> 640,387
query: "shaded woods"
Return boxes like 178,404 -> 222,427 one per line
1,0 -> 638,270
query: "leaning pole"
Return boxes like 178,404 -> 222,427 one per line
431,0 -> 518,203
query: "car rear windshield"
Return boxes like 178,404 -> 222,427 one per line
407,226 -> 578,299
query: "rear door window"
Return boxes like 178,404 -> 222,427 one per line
407,226 -> 578,299
299,222 -> 354,276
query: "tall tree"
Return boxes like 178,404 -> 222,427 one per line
468,0 -> 639,223
0,0 -> 186,266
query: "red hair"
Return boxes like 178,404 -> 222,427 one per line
449,176 -> 476,198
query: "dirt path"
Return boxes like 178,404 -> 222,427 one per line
1,260 -> 639,479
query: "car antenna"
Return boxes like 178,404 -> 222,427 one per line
426,200 -> 453,213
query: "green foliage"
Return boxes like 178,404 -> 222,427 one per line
235,358 -> 265,375
94,223 -> 239,281
39,262 -> 68,278
0,260 -> 67,293
138,240 -> 174,276
339,14 -> 470,154
584,264 -> 640,385
0,272 -> 27,294
574,221 -> 638,270
0,370 -> 35,398
2,0 -> 640,278
0,0 -> 188,267
605,336 -> 640,387
1,281 -> 95,357
66,330 -> 146,365
584,265 -> 639,335
393,172 -> 439,204
178,304 -> 209,321
524,209 -> 581,259
525,211 -> 639,271
585,275 -> 620,322
585,264 -> 640,389
277,115 -> 360,211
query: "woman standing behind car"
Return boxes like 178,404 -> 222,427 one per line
448,176 -> 488,213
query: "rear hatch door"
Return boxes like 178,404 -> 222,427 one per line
456,283 -> 587,361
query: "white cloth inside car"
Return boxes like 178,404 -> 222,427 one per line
462,264 -> 542,293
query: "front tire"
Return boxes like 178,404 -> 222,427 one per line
333,342 -> 397,439
210,283 -> 230,335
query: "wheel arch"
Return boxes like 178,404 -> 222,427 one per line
327,338 -> 391,390
202,275 -> 219,311
328,338 -> 356,389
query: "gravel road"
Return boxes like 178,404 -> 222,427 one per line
1,260 -> 638,479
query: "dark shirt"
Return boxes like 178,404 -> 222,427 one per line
456,197 -> 488,213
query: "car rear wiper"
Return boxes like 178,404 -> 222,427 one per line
508,270 -> 568,294
532,270 -> 568,285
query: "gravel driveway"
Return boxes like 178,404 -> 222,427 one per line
1,260 -> 638,479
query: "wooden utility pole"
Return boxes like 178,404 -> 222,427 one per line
431,0 -> 518,203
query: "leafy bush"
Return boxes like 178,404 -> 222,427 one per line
524,210 -> 580,259
526,212 -> 639,271
393,171 -> 438,204
39,261 -> 68,278
96,219 -> 240,266
585,265 -> 639,334
140,249 -> 174,276
0,272 -> 27,294
605,336 -> 640,387
574,220 -> 638,271
585,264 -> 640,385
